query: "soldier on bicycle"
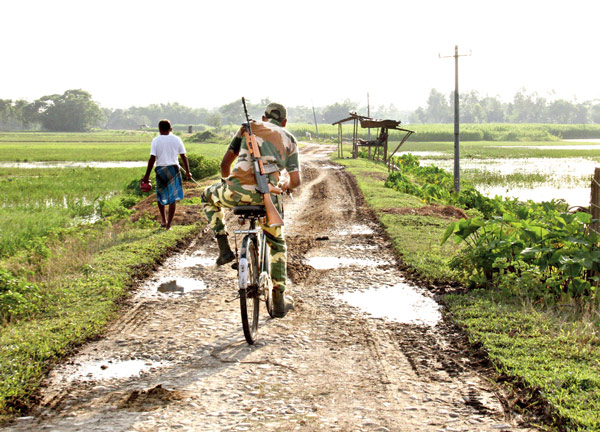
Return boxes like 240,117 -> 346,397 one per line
201,102 -> 301,318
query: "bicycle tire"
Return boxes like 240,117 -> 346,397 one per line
261,241 -> 275,318
239,235 -> 260,344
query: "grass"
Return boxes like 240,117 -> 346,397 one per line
0,131 -> 229,161
0,167 -> 145,257
340,154 -> 600,430
387,140 -> 600,160
446,291 -> 600,430
0,132 -> 227,258
289,123 -> 600,142
335,157 -> 460,282
0,219 -> 202,420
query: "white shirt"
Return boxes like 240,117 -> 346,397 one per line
150,134 -> 186,166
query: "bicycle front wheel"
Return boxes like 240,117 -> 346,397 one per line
239,235 -> 260,344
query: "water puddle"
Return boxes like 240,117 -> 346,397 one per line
156,278 -> 206,294
398,151 -> 447,157
346,244 -> 378,250
480,185 -> 590,208
306,256 -> 388,270
69,359 -> 169,382
564,139 -> 600,143
321,164 -> 345,170
0,161 -> 146,169
420,157 -> 597,178
174,254 -> 215,269
339,283 -> 441,326
419,157 -> 595,207
492,144 -> 600,150
336,225 -> 374,236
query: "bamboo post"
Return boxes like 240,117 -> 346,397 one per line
338,124 -> 342,158
591,168 -> 600,234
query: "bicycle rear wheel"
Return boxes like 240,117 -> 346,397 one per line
239,235 -> 260,344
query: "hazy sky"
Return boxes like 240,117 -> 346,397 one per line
3,0 -> 599,111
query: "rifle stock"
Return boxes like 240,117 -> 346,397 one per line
244,130 -> 284,227
241,97 -> 284,227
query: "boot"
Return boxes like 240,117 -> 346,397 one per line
216,234 -> 235,266
272,287 -> 294,318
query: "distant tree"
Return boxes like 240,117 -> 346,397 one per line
507,90 -> 547,123
591,104 -> 600,124
322,99 -> 357,124
547,99 -> 578,123
36,89 -> 104,132
206,111 -> 222,130
423,89 -> 452,123
480,96 -> 505,123
105,109 -> 151,129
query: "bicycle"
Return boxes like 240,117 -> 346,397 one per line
233,205 -> 276,345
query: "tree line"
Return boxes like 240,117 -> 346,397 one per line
2,88 -> 600,132
410,89 -> 600,124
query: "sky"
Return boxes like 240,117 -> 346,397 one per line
2,0 -> 600,112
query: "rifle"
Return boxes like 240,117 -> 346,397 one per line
241,97 -> 284,227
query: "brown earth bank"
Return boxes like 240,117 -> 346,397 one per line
3,144 -> 540,431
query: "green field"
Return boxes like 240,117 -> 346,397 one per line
284,122 -> 600,142
0,131 -> 229,161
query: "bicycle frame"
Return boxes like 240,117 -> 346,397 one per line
234,213 -> 272,344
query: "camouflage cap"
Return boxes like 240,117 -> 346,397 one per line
264,102 -> 287,122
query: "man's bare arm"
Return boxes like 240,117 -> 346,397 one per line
180,154 -> 192,179
220,149 -> 238,178
142,155 -> 156,182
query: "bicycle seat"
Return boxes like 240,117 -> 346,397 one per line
233,205 -> 267,218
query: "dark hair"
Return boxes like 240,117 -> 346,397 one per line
158,119 -> 171,133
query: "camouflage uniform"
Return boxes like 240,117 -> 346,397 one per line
201,119 -> 300,291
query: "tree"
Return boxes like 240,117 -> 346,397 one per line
36,89 -> 104,132
424,89 -> 452,123
321,99 -> 357,124
206,112 -> 222,130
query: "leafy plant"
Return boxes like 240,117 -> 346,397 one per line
0,268 -> 41,321
186,153 -> 219,180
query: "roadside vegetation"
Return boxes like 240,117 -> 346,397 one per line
286,123 -> 600,143
0,131 -> 223,421
338,147 -> 600,431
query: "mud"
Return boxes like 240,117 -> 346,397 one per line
3,144 -> 538,431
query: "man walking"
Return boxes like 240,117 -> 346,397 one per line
142,119 -> 192,230
201,102 -> 300,317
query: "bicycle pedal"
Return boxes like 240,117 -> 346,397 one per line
231,262 -> 239,270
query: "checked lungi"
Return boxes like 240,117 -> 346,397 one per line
155,165 -> 184,205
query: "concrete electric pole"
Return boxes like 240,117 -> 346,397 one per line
439,45 -> 471,193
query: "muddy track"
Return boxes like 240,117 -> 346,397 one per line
3,144 -> 537,431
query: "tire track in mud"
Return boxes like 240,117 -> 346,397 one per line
3,144 -> 537,432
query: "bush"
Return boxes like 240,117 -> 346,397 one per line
0,268 -> 41,322
186,153 -> 220,180
188,130 -> 217,142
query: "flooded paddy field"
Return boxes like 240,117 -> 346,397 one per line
397,141 -> 600,207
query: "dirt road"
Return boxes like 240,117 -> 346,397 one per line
4,144 -> 536,431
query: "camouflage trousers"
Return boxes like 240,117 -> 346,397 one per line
201,180 -> 287,291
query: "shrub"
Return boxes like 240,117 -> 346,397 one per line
186,153 -> 220,180
188,130 -> 217,142
0,268 -> 41,322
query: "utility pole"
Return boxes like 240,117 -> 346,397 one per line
439,45 -> 471,193
367,92 -> 371,140
312,105 -> 320,140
